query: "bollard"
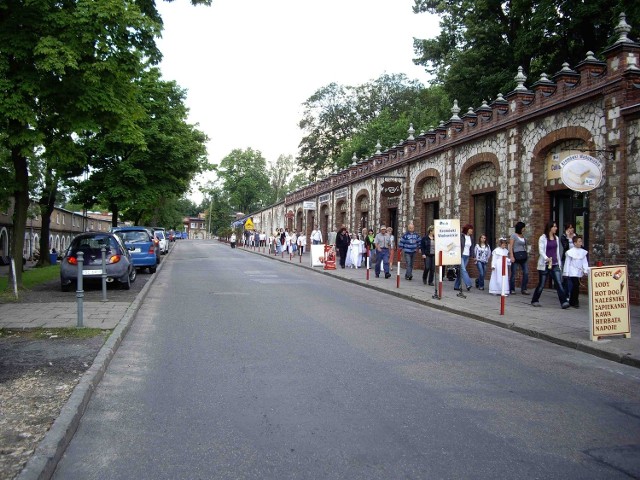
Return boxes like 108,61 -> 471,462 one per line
76,251 -> 84,328
434,251 -> 443,300
366,248 -> 370,280
396,248 -> 401,288
500,255 -> 507,315
101,246 -> 108,302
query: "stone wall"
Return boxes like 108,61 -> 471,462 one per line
247,16 -> 640,303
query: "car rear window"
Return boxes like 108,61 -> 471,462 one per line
119,231 -> 150,243
71,236 -> 122,256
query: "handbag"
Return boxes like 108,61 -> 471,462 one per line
514,250 -> 528,263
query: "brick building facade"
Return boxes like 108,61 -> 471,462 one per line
245,14 -> 640,303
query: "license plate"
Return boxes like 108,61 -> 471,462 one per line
133,248 -> 142,253
83,270 -> 103,275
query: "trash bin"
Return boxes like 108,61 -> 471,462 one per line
49,253 -> 57,264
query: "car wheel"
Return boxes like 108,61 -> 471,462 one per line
121,274 -> 131,290
61,280 -> 71,292
149,266 -> 157,274
129,267 -> 137,284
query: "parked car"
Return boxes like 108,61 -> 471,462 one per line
142,227 -> 162,263
60,232 -> 136,291
154,229 -> 168,254
112,226 -> 159,273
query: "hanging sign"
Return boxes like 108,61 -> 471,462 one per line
560,153 -> 604,192
588,265 -> 630,341
244,218 -> 255,230
381,181 -> 401,198
303,201 -> 316,210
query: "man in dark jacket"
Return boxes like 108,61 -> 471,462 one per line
335,225 -> 351,268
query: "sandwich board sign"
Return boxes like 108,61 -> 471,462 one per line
434,219 -> 461,266
588,265 -> 630,341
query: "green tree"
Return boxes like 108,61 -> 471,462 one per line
267,154 -> 308,204
297,74 -> 449,174
72,68 -> 209,228
0,0 -> 211,288
218,148 -> 271,214
412,0 -> 640,110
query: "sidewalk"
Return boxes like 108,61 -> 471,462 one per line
243,244 -> 640,368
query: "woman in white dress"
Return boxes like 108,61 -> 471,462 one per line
490,237 -> 511,295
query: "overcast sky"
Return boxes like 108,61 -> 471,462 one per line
155,0 -> 439,202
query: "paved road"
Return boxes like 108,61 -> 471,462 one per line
52,241 -> 640,479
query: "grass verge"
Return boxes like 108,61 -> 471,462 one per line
0,327 -> 108,339
0,264 -> 60,297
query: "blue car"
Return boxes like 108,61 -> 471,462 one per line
112,226 -> 158,273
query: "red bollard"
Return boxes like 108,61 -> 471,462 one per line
366,247 -> 370,280
396,248 -> 401,288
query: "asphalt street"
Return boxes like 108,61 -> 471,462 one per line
52,241 -> 640,479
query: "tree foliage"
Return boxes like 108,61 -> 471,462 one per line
297,74 -> 450,175
71,67 -> 209,227
267,154 -> 309,204
412,0 -> 640,110
217,148 -> 271,214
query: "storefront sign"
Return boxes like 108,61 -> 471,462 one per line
303,201 -> 316,210
588,265 -> 630,341
434,219 -> 461,266
381,181 -> 401,198
335,188 -> 348,199
319,194 -> 330,204
547,150 -> 581,181
560,153 -> 604,192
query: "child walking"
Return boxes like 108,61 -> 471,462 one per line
562,235 -> 589,308
474,234 -> 491,290
489,237 -> 511,295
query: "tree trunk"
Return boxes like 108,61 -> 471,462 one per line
9,147 -> 29,289
110,202 -> 119,227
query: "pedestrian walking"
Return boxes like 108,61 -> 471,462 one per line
421,226 -> 435,286
336,226 -> 351,268
454,224 -> 475,292
509,221 -> 530,294
474,233 -> 491,290
489,237 -> 510,295
531,220 -> 570,309
562,234 -> 589,308
398,223 -> 421,280
374,225 -> 391,278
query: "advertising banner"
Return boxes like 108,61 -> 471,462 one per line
434,219 -> 461,266
310,244 -> 325,267
323,244 -> 336,270
588,265 -> 630,341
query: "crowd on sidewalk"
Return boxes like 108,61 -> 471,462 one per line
232,219 -> 594,311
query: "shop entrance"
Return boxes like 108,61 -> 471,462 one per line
387,208 -> 398,236
422,201 -> 439,235
551,190 -> 589,247
474,192 -> 496,245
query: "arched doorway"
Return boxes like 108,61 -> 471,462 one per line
469,162 -> 498,246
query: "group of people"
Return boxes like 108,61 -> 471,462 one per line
449,220 -> 589,309
233,219 -> 590,310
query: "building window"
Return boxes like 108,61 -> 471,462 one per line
62,214 -> 65,225
56,213 -> 60,224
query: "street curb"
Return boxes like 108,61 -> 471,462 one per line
246,247 -> 640,370
16,249 -> 170,480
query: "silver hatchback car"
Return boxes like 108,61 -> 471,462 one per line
60,232 -> 136,291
